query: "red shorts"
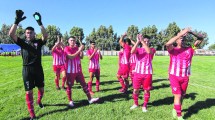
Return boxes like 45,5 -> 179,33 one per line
117,64 -> 129,79
53,65 -> 65,73
89,69 -> 100,76
133,73 -> 152,90
66,72 -> 87,87
169,74 -> 189,95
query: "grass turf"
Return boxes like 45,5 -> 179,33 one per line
0,56 -> 215,120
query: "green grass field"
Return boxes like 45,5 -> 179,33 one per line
0,56 -> 215,120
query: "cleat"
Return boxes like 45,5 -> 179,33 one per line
89,98 -> 99,104
68,101 -> 74,107
130,104 -> 138,110
142,107 -> 147,112
119,88 -> 127,93
37,102 -> 44,109
56,87 -> 60,90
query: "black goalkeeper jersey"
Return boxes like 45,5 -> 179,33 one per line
15,37 -> 46,66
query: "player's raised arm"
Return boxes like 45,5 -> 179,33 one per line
60,36 -> 65,49
131,34 -> 140,54
51,36 -> 61,52
98,49 -> 103,60
119,32 -> 127,47
33,12 -> 48,41
88,48 -> 98,60
165,27 -> 191,51
189,31 -> 204,48
129,36 -> 136,45
140,34 -> 151,54
9,10 -> 26,42
67,45 -> 84,59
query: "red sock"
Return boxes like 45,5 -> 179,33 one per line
62,76 -> 66,87
118,78 -> 125,88
133,93 -> 139,105
96,80 -> 100,91
83,85 -> 91,100
37,89 -> 44,104
174,104 -> 182,117
66,87 -> 72,101
143,92 -> 150,108
26,93 -> 35,118
55,78 -> 59,88
88,81 -> 93,92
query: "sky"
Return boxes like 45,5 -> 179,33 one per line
0,0 -> 214,48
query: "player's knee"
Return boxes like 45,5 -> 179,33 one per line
26,90 -> 33,94
133,89 -> 139,94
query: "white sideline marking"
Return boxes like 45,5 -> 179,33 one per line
189,83 -> 215,90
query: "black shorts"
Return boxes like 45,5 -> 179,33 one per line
22,65 -> 44,91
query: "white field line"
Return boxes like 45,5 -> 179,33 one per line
189,83 -> 215,90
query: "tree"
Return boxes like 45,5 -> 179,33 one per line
46,25 -> 60,50
70,27 -> 84,43
86,25 -> 116,51
127,25 -> 139,41
208,43 -> 215,50
141,25 -> 158,49
157,22 -> 181,50
62,31 -> 69,46
0,24 -> 12,44
16,25 -> 25,39
186,30 -> 209,49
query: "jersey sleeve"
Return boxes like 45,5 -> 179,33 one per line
15,37 -> 26,47
86,50 -> 91,56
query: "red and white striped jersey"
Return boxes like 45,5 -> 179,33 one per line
120,43 -> 131,65
87,49 -> 100,69
130,53 -> 137,64
134,48 -> 156,74
64,46 -> 82,73
168,47 -> 194,77
52,48 -> 65,65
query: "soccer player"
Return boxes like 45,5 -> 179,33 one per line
165,27 -> 203,120
129,36 -> 137,84
117,33 -> 132,93
64,36 -> 99,107
130,34 -> 156,112
9,10 -> 48,119
87,41 -> 103,95
51,35 -> 66,90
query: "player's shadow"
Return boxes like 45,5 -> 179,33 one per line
100,86 -> 122,92
183,98 -> 215,119
151,93 -> 198,107
151,83 -> 170,90
152,78 -> 168,83
20,99 -> 101,120
99,91 -> 132,103
99,80 -> 118,85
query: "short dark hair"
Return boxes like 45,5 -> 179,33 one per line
69,36 -> 76,39
90,40 -> 96,44
143,35 -> 150,39
124,38 -> 131,45
25,26 -> 34,31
